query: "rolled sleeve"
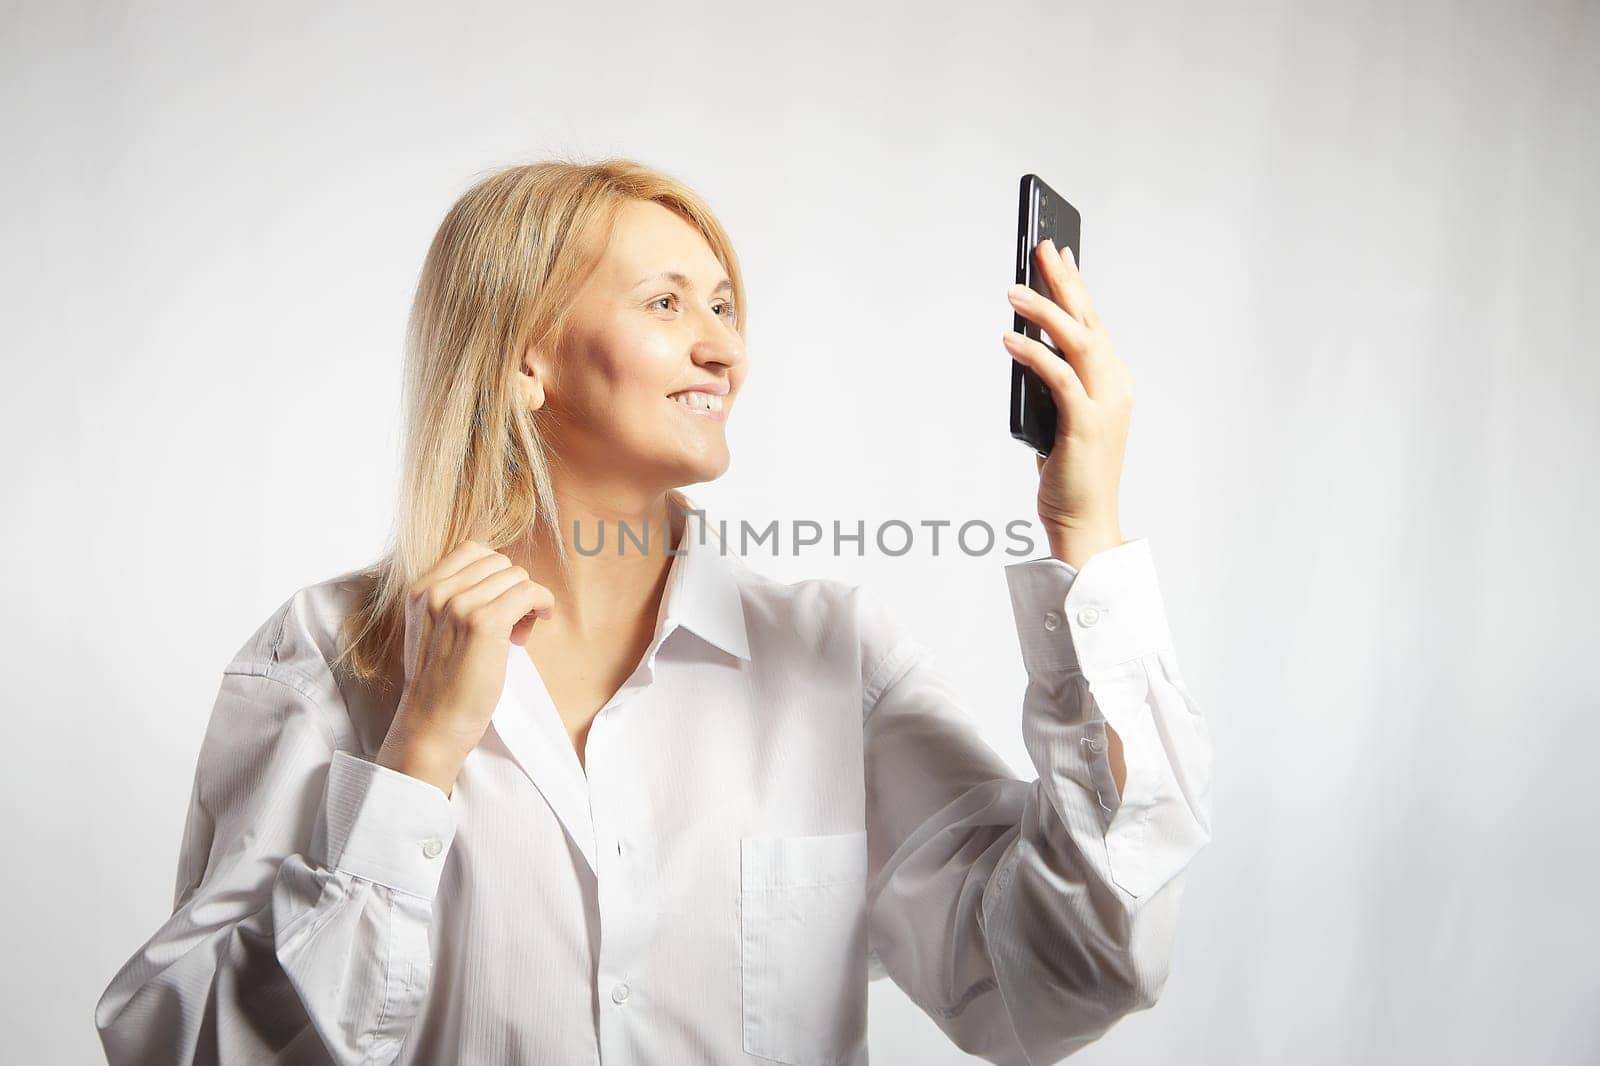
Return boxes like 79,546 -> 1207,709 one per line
1003,537 -> 1211,901
322,750 -> 458,900
857,536 -> 1213,1062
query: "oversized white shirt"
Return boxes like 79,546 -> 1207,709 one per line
95,509 -> 1213,1065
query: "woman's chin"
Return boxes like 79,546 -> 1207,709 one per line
667,446 -> 731,487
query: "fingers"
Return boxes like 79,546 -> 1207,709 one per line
411,539 -> 500,600
1002,329 -> 1088,417
494,579 -> 557,647
1008,282 -> 1092,358
401,542 -> 494,662
488,571 -> 556,623
439,560 -> 535,629
1005,238 -> 1112,422
420,552 -> 517,620
1037,239 -> 1100,330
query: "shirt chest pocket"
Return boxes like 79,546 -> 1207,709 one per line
739,830 -> 870,1065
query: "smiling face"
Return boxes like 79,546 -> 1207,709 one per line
520,199 -> 747,501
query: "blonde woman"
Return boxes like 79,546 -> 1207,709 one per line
95,159 -> 1213,1065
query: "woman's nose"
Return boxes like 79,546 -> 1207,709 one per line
691,331 -> 745,372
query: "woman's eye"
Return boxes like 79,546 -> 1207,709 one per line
650,294 -> 735,322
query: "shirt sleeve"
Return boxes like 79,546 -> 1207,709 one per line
94,662 -> 459,1066
861,537 -> 1213,1065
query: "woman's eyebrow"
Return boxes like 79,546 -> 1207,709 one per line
630,271 -> 734,295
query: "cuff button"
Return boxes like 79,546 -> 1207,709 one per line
421,838 -> 443,859
1077,607 -> 1101,627
1043,609 -> 1062,631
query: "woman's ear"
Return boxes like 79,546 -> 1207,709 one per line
519,342 -> 548,411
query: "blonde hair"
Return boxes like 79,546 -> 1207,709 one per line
330,157 -> 749,692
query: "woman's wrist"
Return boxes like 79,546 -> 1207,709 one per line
376,726 -> 464,799
1042,519 -> 1123,570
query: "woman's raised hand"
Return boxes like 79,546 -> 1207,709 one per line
1002,238 -> 1134,569
376,540 -> 555,797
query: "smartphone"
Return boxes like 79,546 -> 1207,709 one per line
1009,173 -> 1082,457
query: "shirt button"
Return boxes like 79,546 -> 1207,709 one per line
1077,606 -> 1101,627
1084,736 -> 1106,755
421,838 -> 443,859
1043,610 -> 1062,631
610,982 -> 630,1004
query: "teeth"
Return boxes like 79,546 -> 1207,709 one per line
670,391 -> 724,412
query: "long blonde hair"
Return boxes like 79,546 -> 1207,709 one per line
331,157 -> 749,693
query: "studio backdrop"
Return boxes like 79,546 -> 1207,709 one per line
2,2 -> 1596,1064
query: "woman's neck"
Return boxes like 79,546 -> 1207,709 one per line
511,488 -> 683,644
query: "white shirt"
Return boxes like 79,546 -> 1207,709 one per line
95,509 -> 1213,1066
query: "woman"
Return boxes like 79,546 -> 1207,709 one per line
95,159 -> 1212,1065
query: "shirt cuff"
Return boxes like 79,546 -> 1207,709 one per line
321,749 -> 458,900
1002,537 -> 1173,680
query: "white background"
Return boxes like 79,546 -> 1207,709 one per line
3,2 -> 1597,1063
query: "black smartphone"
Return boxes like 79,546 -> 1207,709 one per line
1009,173 -> 1082,457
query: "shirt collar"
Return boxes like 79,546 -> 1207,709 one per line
658,506 -> 751,662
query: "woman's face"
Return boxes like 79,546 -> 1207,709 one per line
524,199 -> 746,499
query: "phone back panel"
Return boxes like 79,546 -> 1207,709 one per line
1009,173 -> 1082,456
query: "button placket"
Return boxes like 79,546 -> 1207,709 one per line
589,717 -> 643,1033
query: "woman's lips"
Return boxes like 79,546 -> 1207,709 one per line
668,391 -> 727,421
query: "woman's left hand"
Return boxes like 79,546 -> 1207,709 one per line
1002,238 -> 1134,570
